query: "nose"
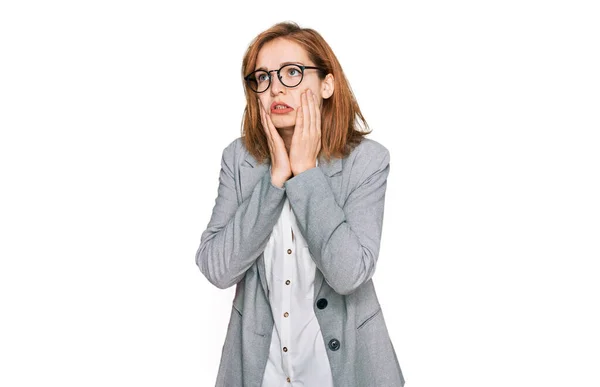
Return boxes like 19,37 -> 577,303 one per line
270,74 -> 286,95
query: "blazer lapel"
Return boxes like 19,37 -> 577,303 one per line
240,152 -> 271,298
318,154 -> 343,177
314,155 -> 343,298
239,152 -> 269,202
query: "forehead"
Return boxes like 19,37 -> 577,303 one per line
255,38 -> 311,70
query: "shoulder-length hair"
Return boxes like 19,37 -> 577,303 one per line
241,21 -> 371,163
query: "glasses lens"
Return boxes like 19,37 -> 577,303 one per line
247,70 -> 270,93
279,64 -> 303,88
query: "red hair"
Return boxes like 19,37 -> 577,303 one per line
241,21 -> 371,163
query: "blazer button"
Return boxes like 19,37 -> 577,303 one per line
328,338 -> 340,351
316,298 -> 328,309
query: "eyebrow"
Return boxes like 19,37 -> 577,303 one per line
254,61 -> 305,71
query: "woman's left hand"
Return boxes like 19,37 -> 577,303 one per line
289,88 -> 321,176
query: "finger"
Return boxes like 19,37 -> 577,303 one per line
265,110 -> 284,147
258,101 -> 268,137
301,90 -> 310,137
307,89 -> 317,138
293,92 -> 304,136
312,92 -> 321,136
259,101 -> 275,150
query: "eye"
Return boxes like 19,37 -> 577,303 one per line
287,67 -> 302,77
256,72 -> 269,83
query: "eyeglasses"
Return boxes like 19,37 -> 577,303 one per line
244,64 -> 323,93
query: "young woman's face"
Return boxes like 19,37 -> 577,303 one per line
254,38 -> 330,130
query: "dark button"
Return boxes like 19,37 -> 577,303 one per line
316,298 -> 328,309
284,312 -> 289,318
287,249 -> 292,254
285,280 -> 291,285
328,338 -> 340,351
286,377 -> 291,383
283,346 -> 288,352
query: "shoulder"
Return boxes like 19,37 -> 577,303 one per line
350,138 -> 389,160
334,138 -> 390,189
220,137 -> 247,166
222,137 -> 244,156
343,137 -> 390,176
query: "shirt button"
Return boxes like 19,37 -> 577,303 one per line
286,377 -> 291,383
283,346 -> 288,352
316,298 -> 328,309
285,280 -> 291,285
328,338 -> 341,351
284,312 -> 289,317
287,249 -> 292,254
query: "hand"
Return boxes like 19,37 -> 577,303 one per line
289,89 -> 321,176
259,99 -> 292,188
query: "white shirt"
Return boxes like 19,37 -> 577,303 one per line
261,173 -> 334,386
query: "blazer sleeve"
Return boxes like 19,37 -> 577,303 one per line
284,142 -> 390,295
195,140 -> 286,289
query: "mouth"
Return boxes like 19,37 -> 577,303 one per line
270,101 -> 294,114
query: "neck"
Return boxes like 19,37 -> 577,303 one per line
277,126 -> 294,153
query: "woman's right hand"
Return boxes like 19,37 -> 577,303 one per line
259,100 -> 292,188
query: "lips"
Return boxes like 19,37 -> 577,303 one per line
270,101 -> 294,114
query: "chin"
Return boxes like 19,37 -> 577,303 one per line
270,116 -> 296,129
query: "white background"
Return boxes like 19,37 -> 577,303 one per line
1,1 -> 598,386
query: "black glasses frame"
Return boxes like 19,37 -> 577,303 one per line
244,64 -> 323,93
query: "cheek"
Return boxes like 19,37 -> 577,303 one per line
291,87 -> 319,108
290,93 -> 304,109
258,96 -> 269,109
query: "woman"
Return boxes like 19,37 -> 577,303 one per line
196,21 -> 405,387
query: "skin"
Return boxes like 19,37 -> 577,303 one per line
255,38 -> 335,187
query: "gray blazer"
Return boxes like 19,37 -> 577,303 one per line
196,137 -> 405,386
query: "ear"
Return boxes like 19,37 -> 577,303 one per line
320,73 -> 334,99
